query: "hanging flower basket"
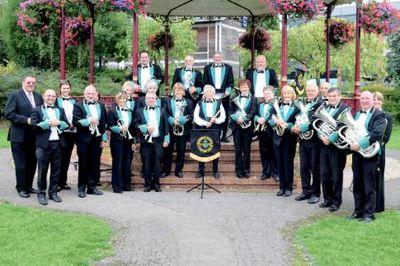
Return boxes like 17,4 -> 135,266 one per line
65,16 -> 91,47
239,27 -> 272,53
111,0 -> 151,14
325,19 -> 354,48
17,0 -> 60,36
360,1 -> 400,35
146,31 -> 175,51
270,0 -> 324,19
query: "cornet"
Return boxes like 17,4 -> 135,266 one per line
87,114 -> 101,137
117,119 -> 133,139
43,114 -> 62,135
173,101 -> 187,136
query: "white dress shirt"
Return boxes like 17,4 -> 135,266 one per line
46,107 -> 59,141
148,108 -> 159,138
214,67 -> 222,89
194,101 -> 226,126
255,73 -> 266,98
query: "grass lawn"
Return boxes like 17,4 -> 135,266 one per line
0,202 -> 113,265
0,127 -> 10,148
294,211 -> 400,266
386,125 -> 400,150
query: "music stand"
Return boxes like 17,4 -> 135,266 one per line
186,175 -> 220,199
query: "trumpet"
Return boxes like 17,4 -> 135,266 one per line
117,119 -> 133,139
87,114 -> 101,137
272,99 -> 285,136
337,110 -> 380,158
293,99 -> 313,140
232,96 -> 251,129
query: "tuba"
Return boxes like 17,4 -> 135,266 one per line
337,110 -> 380,158
271,98 -> 285,136
117,119 -> 133,139
312,105 -> 348,149
232,96 -> 251,129
173,100 -> 187,136
293,99 -> 313,140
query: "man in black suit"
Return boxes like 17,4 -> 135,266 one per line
31,89 -> 69,205
5,76 -> 43,198
172,55 -> 203,103
128,51 -> 164,97
292,83 -> 323,204
318,87 -> 348,212
348,91 -> 386,223
246,55 -> 279,99
73,85 -> 107,198
229,79 -> 257,178
136,93 -> 170,192
203,51 -> 234,142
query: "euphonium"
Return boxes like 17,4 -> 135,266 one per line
271,98 -> 285,136
117,119 -> 133,139
173,101 -> 186,136
293,99 -> 313,140
232,96 -> 251,129
312,105 -> 348,149
337,110 -> 380,158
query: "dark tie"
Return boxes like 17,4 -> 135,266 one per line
120,108 -> 128,111
62,97 -> 70,101
148,107 -> 155,110
47,105 -> 55,109
329,105 -> 337,109
175,99 -> 183,102
142,65 -> 148,69
185,68 -> 192,72
240,96 -> 248,99
205,100 -> 213,103
257,70 -> 264,74
214,64 -> 221,68
282,103 -> 290,106
360,110 -> 367,114
87,102 -> 95,105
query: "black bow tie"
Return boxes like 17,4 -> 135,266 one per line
323,98 -> 328,102
214,64 -> 222,68
329,105 -> 337,109
282,103 -> 290,106
87,102 -> 95,105
120,108 -> 128,111
360,110 -> 367,114
148,106 -> 155,110
306,100 -> 313,104
175,99 -> 183,102
185,68 -> 192,72
257,70 -> 264,74
205,100 -> 213,103
62,97 -> 70,101
240,95 -> 249,99
142,65 -> 149,69
128,98 -> 134,102
47,105 -> 55,109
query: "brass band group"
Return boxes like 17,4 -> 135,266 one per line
5,51 -> 392,223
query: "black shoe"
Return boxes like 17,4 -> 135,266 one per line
259,174 -> 269,180
123,187 -> 133,191
113,190 -> 123,193
272,175 -> 279,182
214,172 -> 221,179
283,191 -> 292,197
59,185 -> 71,191
220,137 -> 229,143
319,201 -> 331,208
243,173 -> 250,179
295,193 -> 310,201
195,172 -> 204,178
361,217 -> 374,223
308,196 -> 320,204
236,172 -> 243,178
37,193 -> 48,205
347,212 -> 363,220
154,187 -> 162,192
87,187 -> 103,195
329,205 -> 339,212
175,172 -> 184,178
143,187 -> 151,192
49,193 -> 62,203
18,190 -> 30,198
27,187 -> 37,194
277,189 -> 285,196
78,190 -> 86,198
161,172 -> 169,178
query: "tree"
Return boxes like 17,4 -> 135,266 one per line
387,30 -> 400,84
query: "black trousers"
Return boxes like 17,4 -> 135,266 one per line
233,126 -> 253,174
274,133 -> 297,192
198,159 -> 219,174
58,132 -> 76,187
352,153 -> 379,219
11,141 -> 37,192
221,97 -> 230,138
376,147 -> 386,212
141,141 -> 163,189
36,141 -> 61,194
162,133 -> 189,174
258,132 -> 277,177
320,145 -> 347,207
299,139 -> 320,197
76,137 -> 102,191
110,138 -> 133,192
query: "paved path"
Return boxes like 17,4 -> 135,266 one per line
0,148 -> 399,266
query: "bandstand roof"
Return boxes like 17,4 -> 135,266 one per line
146,0 -> 273,17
